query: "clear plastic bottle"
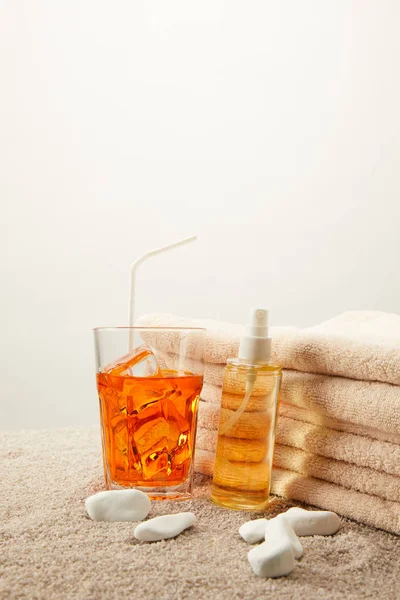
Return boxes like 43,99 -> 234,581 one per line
211,309 -> 282,510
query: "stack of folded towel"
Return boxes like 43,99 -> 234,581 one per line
137,311 -> 400,534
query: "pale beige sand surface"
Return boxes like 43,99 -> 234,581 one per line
1,427 -> 399,600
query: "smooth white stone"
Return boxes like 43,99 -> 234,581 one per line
266,516 -> 303,559
248,539 -> 295,578
85,490 -> 151,522
239,519 -> 268,544
134,512 -> 196,542
281,507 -> 341,536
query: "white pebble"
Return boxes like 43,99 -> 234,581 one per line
281,507 -> 341,536
239,517 -> 303,559
134,512 -> 196,542
239,518 -> 267,544
266,516 -> 303,559
248,539 -> 295,578
85,490 -> 151,522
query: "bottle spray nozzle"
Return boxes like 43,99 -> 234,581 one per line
238,308 -> 272,364
247,308 -> 269,337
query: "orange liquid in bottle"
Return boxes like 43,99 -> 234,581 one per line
96,349 -> 203,491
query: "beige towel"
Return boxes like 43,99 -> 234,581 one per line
137,311 -> 400,384
196,428 -> 400,502
202,381 -> 400,443
279,403 -> 400,445
281,371 -> 400,437
198,401 -> 400,476
138,312 -> 400,431
273,445 -> 400,502
195,450 -> 400,535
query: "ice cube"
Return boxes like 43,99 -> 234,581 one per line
133,417 -> 168,455
105,344 -> 161,377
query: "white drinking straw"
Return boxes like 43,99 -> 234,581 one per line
128,236 -> 197,349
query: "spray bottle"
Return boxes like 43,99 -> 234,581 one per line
211,308 -> 282,510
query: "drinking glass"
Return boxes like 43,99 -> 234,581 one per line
94,327 -> 205,499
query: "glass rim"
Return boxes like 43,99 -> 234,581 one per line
93,326 -> 207,332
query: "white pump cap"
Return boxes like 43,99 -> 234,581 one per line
238,308 -> 272,364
